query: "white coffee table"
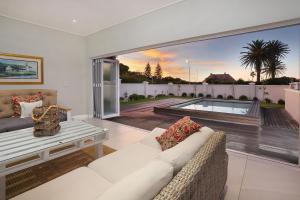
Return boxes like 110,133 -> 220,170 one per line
0,120 -> 108,200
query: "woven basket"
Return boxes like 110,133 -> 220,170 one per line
32,105 -> 61,137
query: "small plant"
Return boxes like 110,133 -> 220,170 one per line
278,99 -> 285,105
264,98 -> 272,104
182,92 -> 187,97
190,93 -> 195,97
198,93 -> 204,97
253,97 -> 258,101
239,95 -> 248,101
206,94 -> 212,98
217,95 -> 223,99
120,97 -> 124,101
137,95 -> 146,99
156,94 -> 166,98
227,95 -> 234,100
168,93 -> 174,96
147,95 -> 153,99
129,94 -> 138,101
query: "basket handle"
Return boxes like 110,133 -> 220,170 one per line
32,105 -> 59,121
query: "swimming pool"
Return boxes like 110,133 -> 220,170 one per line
173,100 -> 251,115
154,98 -> 260,125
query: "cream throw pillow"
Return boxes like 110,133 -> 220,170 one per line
19,100 -> 43,118
158,128 -> 214,173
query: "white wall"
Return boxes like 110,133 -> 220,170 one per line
0,16 -> 88,115
121,83 -> 289,102
87,0 -> 300,57
285,89 -> 300,123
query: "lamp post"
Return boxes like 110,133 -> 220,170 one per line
185,59 -> 190,84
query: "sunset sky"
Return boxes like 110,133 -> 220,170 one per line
118,25 -> 300,82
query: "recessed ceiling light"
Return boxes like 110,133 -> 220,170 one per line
72,19 -> 77,23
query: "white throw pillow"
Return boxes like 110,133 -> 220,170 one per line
97,159 -> 173,200
158,129 -> 214,173
19,100 -> 43,118
139,127 -> 166,151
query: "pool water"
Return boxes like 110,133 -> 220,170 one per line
176,100 -> 251,115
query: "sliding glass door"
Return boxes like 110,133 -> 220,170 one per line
93,58 -> 119,119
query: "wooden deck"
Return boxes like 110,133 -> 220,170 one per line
262,108 -> 299,130
110,98 -> 299,164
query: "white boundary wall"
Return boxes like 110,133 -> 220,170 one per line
285,89 -> 300,123
120,82 -> 290,102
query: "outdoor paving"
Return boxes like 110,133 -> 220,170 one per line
109,98 -> 299,164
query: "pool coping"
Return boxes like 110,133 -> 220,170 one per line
153,98 -> 261,126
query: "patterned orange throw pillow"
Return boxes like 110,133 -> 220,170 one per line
156,116 -> 202,151
11,92 -> 43,117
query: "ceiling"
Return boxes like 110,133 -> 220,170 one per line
0,0 -> 182,36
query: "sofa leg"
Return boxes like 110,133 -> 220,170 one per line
0,175 -> 5,200
95,143 -> 103,158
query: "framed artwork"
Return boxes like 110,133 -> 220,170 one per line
0,53 -> 43,84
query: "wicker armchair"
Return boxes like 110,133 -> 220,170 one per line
154,132 -> 228,200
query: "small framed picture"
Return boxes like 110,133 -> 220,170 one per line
0,53 -> 43,84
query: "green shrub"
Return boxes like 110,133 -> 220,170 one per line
253,97 -> 258,101
239,95 -> 248,101
206,94 -> 212,98
129,93 -> 138,101
265,98 -> 272,104
129,94 -> 145,101
168,93 -> 175,96
156,94 -> 166,98
190,93 -> 195,97
278,99 -> 285,105
217,95 -> 223,99
227,95 -> 234,100
147,95 -> 153,99
182,92 -> 187,97
120,97 -> 124,101
198,93 -> 204,97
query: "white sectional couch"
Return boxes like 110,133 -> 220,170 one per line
12,126 -> 225,200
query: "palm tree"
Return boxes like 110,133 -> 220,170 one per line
264,40 -> 290,79
240,40 -> 267,84
262,59 -> 286,78
250,71 -> 256,81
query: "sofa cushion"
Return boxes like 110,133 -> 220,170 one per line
89,143 -> 161,183
20,100 -> 43,118
0,117 -> 34,133
12,93 -> 43,117
97,160 -> 173,200
158,128 -> 214,173
156,116 -> 202,151
139,127 -> 165,151
12,167 -> 112,200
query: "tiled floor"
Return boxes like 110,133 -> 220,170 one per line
85,118 -> 300,200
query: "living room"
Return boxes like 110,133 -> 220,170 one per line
0,0 -> 300,200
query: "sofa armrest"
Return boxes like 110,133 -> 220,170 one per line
154,132 -> 228,200
58,106 -> 72,121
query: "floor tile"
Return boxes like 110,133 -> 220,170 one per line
239,157 -> 300,200
225,152 -> 247,200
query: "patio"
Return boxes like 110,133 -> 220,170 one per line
109,98 -> 299,164
5,119 -> 300,200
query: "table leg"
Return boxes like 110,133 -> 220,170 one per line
0,175 -> 5,200
95,143 -> 103,158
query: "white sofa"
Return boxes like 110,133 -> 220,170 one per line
12,127 -> 218,200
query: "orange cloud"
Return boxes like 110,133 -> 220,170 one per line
143,49 -> 176,61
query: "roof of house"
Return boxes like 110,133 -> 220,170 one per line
204,73 -> 236,83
